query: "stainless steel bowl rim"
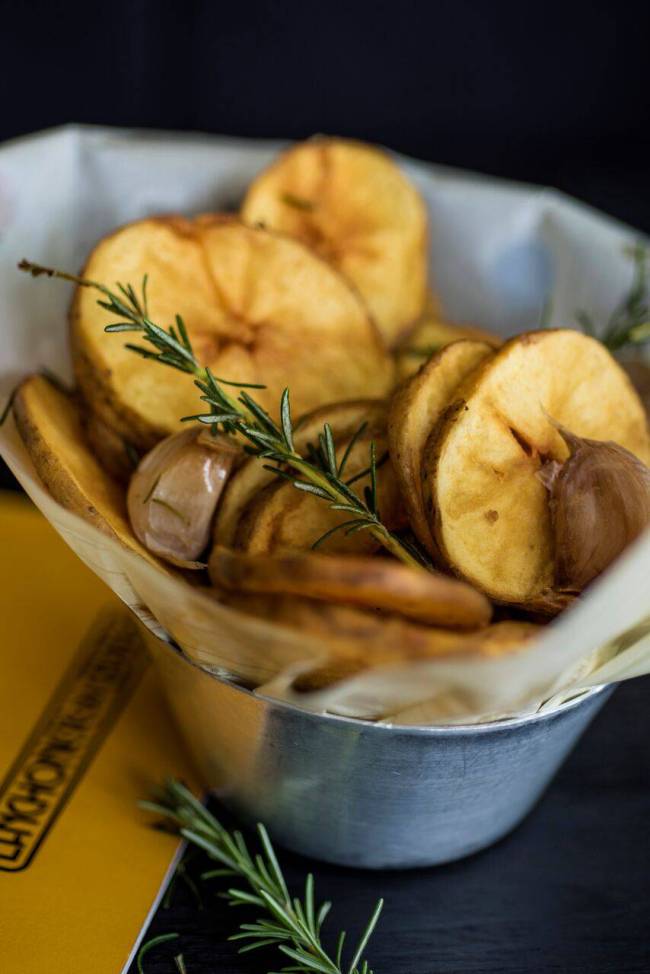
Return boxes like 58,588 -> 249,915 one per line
161,638 -> 606,736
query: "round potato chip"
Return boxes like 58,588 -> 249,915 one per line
71,216 -> 393,450
241,138 -> 428,346
425,329 -> 650,604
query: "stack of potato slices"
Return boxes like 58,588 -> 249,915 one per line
13,137 -> 650,700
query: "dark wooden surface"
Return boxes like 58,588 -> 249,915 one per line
129,676 -> 650,974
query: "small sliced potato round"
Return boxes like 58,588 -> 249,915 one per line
72,215 -> 393,451
232,432 -> 405,556
12,374 -> 158,565
221,591 -> 538,688
213,398 -> 387,547
425,329 -> 650,604
210,547 -> 493,629
394,293 -> 501,382
241,137 -> 428,346
388,339 -> 493,554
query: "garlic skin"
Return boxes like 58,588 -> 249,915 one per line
127,428 -> 239,567
542,426 -> 650,591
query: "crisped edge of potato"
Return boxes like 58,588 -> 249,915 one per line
12,373 -> 162,569
210,546 -> 493,629
388,339 -> 494,557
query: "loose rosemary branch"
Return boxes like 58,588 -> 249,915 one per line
576,243 -> 650,350
141,780 -> 383,974
18,259 -> 427,568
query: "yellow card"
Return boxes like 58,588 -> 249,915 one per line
0,493 -> 197,972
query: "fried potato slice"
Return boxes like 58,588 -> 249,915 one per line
394,293 -> 501,381
293,619 -> 541,692
12,374 -> 158,564
231,431 -> 405,556
82,409 -> 139,485
71,216 -> 393,451
221,591 -> 538,688
388,339 -> 493,554
213,398 -> 387,546
241,138 -> 428,346
425,329 -> 650,604
210,547 -> 492,628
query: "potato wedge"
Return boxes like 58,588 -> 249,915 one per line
394,294 -> 501,382
213,398 -> 387,546
241,138 -> 428,346
232,431 -> 405,556
12,374 -> 158,564
211,547 -> 492,628
72,216 -> 393,451
388,339 -> 493,554
425,330 -> 650,604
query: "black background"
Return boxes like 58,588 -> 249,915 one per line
2,0 -> 650,488
2,2 -> 650,970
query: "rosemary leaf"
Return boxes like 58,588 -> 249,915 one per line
280,387 -> 294,452
136,932 -> 179,974
337,421 -> 367,477
293,482 -> 334,500
311,519 -> 368,550
576,243 -> 650,350
140,780 -> 382,974
104,322 -> 143,333
322,423 -> 337,476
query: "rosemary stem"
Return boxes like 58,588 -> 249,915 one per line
142,780 -> 382,974
188,364 -> 422,568
18,257 -> 428,571
375,527 -> 423,569
287,456 -> 423,570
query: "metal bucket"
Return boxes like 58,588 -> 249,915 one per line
149,636 -> 611,869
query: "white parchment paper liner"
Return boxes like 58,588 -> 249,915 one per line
1,125 -> 649,724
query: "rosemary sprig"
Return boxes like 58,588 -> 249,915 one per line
137,932 -> 180,974
18,259 -> 427,569
576,243 -> 650,350
141,780 -> 382,974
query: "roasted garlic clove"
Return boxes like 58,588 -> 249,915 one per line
127,428 -> 240,567
542,425 -> 650,591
